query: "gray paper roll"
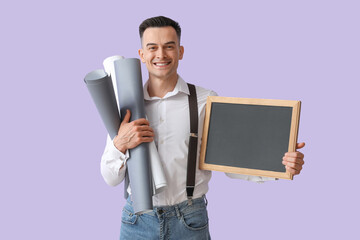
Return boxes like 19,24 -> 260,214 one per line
84,70 -> 120,139
103,56 -> 167,197
114,58 -> 153,214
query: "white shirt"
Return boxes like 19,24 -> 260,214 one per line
100,76 -> 274,206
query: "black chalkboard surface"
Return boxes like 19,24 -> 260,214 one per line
199,96 -> 301,180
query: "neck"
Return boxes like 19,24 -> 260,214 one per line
147,73 -> 178,98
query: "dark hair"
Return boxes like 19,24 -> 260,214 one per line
139,16 -> 181,42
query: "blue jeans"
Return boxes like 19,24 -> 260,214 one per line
120,196 -> 211,240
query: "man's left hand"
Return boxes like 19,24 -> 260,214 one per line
282,142 -> 305,175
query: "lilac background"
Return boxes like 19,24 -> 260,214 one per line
1,0 -> 359,239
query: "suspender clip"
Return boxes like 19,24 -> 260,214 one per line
187,196 -> 193,205
190,133 -> 198,138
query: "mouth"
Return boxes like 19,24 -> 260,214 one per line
153,61 -> 171,67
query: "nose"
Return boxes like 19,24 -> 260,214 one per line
156,47 -> 167,59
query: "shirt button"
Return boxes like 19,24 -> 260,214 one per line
160,140 -> 164,144
160,118 -> 164,123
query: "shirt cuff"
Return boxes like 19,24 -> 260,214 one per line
109,138 -> 129,162
103,135 -> 129,175
225,172 -> 277,183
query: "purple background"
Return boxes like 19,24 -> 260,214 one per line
1,0 -> 359,239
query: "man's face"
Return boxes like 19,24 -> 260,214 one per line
139,26 -> 184,81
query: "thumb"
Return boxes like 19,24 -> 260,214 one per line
296,142 -> 305,150
121,109 -> 131,126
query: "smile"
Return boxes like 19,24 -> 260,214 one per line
153,62 -> 171,67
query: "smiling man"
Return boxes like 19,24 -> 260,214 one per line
100,16 -> 305,240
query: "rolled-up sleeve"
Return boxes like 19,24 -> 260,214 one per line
100,135 -> 129,186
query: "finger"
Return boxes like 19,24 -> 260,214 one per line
285,166 -> 301,175
133,125 -> 154,132
133,137 -> 154,145
133,132 -> 155,142
131,118 -> 150,126
296,142 -> 305,149
140,136 -> 154,142
284,151 -> 304,159
282,160 -> 303,171
282,156 -> 304,165
121,109 -> 131,126
139,131 -> 155,137
130,136 -> 154,146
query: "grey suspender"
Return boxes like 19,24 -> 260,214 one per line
186,83 -> 198,200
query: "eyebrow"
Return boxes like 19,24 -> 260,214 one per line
145,41 -> 176,47
164,41 -> 176,45
146,43 -> 157,47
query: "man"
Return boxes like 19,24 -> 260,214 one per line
101,16 -> 305,239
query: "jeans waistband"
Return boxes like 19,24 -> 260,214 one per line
126,195 -> 208,217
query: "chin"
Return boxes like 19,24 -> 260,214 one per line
152,71 -> 173,78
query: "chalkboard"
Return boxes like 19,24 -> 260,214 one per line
199,96 -> 301,180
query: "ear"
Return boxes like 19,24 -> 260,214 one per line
138,49 -> 146,63
179,46 -> 184,60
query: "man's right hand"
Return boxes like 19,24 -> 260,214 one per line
113,109 -> 154,153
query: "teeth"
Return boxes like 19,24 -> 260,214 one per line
155,62 -> 169,66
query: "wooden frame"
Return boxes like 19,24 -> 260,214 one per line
199,96 -> 301,180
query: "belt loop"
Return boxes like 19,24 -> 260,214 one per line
204,195 -> 208,206
175,206 -> 181,219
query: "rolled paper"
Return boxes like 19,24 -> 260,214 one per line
84,70 -> 120,139
103,55 -> 124,107
149,141 -> 167,194
103,55 -> 129,200
113,58 -> 153,214
103,56 -> 167,197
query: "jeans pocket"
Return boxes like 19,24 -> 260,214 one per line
121,205 -> 138,225
181,206 -> 209,231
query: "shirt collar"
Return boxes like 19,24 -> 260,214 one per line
143,75 -> 190,100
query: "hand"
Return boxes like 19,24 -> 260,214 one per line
113,109 -> 154,153
282,142 -> 305,176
